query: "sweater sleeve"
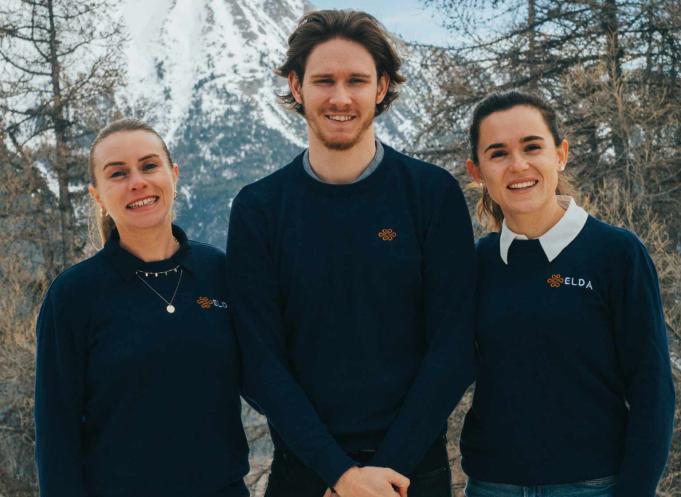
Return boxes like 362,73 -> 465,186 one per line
226,189 -> 356,487
369,176 -> 477,475
611,239 -> 675,497
34,282 -> 88,497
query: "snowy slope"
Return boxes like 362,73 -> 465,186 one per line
121,0 -> 305,145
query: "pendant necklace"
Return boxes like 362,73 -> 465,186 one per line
135,265 -> 183,314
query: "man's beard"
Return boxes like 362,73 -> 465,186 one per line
302,103 -> 375,151
319,116 -> 373,150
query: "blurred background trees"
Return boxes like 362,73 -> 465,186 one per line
0,0 -> 125,275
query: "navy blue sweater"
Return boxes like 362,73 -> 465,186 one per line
35,226 -> 249,497
460,216 -> 675,496
226,144 -> 476,486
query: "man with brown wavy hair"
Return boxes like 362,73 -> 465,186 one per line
226,10 -> 476,497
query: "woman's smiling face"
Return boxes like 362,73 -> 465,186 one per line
89,130 -> 179,236
467,105 -> 568,221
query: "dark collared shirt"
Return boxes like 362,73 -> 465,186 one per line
35,226 -> 249,497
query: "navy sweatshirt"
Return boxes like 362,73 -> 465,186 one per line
460,216 -> 675,497
35,226 -> 249,497
226,144 -> 476,486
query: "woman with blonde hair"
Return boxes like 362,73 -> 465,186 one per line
461,91 -> 674,497
34,119 -> 249,497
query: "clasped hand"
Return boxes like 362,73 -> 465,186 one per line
323,466 -> 410,497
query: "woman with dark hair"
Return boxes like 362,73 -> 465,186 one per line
34,119 -> 249,497
462,91 -> 674,497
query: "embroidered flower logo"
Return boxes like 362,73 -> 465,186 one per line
196,296 -> 229,310
196,296 -> 213,309
547,274 -> 564,288
378,228 -> 397,241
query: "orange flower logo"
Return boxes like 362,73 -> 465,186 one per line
547,274 -> 564,288
196,296 -> 213,309
378,228 -> 397,241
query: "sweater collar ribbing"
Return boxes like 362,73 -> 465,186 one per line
296,142 -> 394,196
102,224 -> 196,281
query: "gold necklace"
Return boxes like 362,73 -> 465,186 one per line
135,268 -> 183,314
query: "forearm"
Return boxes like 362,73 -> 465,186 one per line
611,242 -> 675,497
368,321 -> 475,474
239,328 -> 356,486
612,362 -> 675,497
228,192 -> 355,486
370,178 -> 476,474
35,295 -> 87,497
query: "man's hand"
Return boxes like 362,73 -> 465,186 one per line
329,466 -> 410,497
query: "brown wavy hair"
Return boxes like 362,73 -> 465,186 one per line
276,9 -> 405,117
88,118 -> 174,246
468,91 -> 575,232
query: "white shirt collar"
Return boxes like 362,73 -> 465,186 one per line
499,196 -> 589,264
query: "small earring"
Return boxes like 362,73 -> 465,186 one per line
173,190 -> 177,200
100,207 -> 108,217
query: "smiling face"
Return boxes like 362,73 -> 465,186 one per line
289,37 -> 389,151
88,130 -> 178,237
467,105 -> 568,223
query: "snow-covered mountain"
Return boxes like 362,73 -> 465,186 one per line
120,0 -> 432,248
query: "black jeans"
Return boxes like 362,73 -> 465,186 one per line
265,436 -> 452,497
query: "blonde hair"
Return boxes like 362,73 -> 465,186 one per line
88,118 -> 174,246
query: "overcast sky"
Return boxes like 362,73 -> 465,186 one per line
310,0 -> 452,46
